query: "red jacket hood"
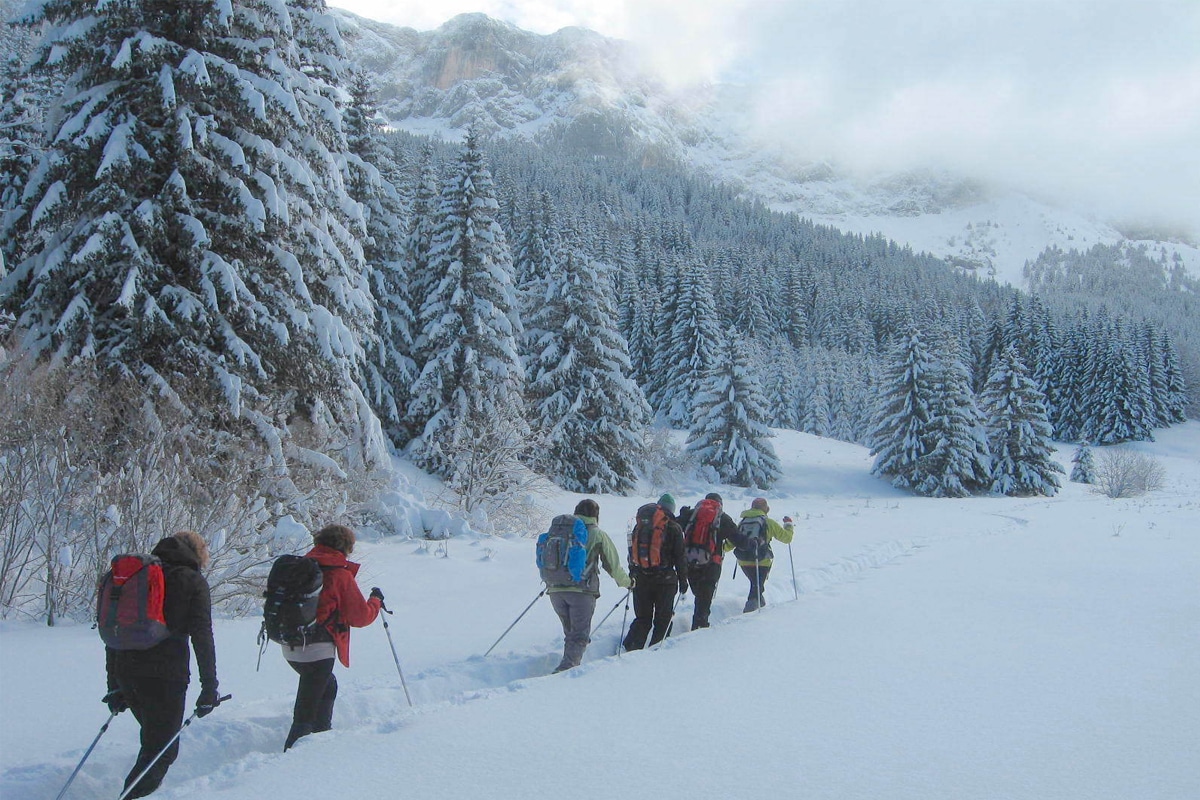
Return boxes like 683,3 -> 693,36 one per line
306,544 -> 361,576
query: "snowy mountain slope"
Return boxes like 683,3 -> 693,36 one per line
3,425 -> 1199,799
331,9 -> 1200,288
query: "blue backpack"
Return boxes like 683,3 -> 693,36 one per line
537,515 -> 591,586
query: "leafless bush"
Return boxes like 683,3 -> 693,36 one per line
640,425 -> 699,489
425,416 -> 556,536
1093,448 -> 1167,499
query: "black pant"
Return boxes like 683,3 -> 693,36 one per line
741,563 -> 771,612
623,573 -> 678,650
115,675 -> 188,798
286,658 -> 337,749
688,561 -> 722,628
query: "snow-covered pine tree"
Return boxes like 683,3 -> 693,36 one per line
915,340 -> 992,497
345,68 -> 415,447
525,241 -> 648,493
686,334 -> 781,489
513,190 -> 561,365
406,124 -> 526,479
1087,316 -> 1154,444
980,345 -> 1063,496
1159,329 -> 1188,424
869,330 -> 938,491
801,351 -> 833,437
1,0 -> 381,470
402,145 -> 440,374
1069,440 -> 1096,484
653,256 -> 722,426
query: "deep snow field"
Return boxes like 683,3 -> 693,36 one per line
2,425 -> 1198,800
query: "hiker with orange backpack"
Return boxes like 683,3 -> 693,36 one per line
676,492 -> 740,629
622,493 -> 688,650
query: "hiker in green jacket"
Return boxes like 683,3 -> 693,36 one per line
727,497 -> 793,612
548,499 -> 631,673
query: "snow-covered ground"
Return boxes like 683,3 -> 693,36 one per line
3,425 -> 1199,799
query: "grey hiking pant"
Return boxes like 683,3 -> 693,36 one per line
550,591 -> 597,672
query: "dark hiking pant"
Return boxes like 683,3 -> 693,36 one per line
688,561 -> 722,629
115,675 -> 188,798
286,658 -> 337,750
623,573 -> 678,650
741,563 -> 771,612
550,591 -> 597,672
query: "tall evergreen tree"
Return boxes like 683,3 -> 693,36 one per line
980,345 -> 1063,496
653,257 -> 721,426
1,0 -> 379,463
406,126 -> 526,478
525,243 -> 648,493
686,335 -> 781,489
345,69 -> 415,446
916,343 -> 992,497
870,330 -> 937,491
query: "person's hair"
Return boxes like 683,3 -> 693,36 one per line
314,524 -> 356,555
705,492 -> 723,504
751,497 -> 770,513
173,530 -> 209,570
574,499 -> 600,519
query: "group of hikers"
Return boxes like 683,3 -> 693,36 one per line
540,493 -> 794,673
89,494 -> 793,798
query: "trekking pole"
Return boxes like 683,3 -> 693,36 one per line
378,600 -> 413,707
592,589 -> 631,633
116,695 -> 231,800
54,711 -> 117,800
616,588 -> 632,657
755,558 -> 763,612
483,587 -> 546,657
785,515 -> 799,600
787,542 -> 799,600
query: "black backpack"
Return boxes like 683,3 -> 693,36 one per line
261,555 -> 330,646
733,515 -> 772,562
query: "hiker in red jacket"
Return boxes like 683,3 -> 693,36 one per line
281,524 -> 382,751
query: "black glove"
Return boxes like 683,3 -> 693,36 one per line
103,689 -> 128,715
195,687 -> 221,718
370,587 -> 384,602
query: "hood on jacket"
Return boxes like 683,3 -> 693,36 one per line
307,544 -> 361,576
152,536 -> 200,570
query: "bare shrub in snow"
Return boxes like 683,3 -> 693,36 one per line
1093,448 -> 1166,499
640,425 -> 699,490
428,416 -> 554,536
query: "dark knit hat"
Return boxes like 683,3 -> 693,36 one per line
657,493 -> 676,515
574,498 -> 600,519
751,497 -> 770,513
704,492 -> 723,504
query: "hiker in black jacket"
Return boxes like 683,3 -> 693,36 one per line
103,531 -> 220,799
676,492 -> 740,629
623,494 -> 688,650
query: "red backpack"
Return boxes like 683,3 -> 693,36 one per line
629,503 -> 670,569
97,554 -> 170,650
684,498 -> 722,565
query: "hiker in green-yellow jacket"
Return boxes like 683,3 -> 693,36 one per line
547,499 -> 631,672
726,497 -> 793,612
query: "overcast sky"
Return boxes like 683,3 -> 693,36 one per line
332,0 -> 1200,232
